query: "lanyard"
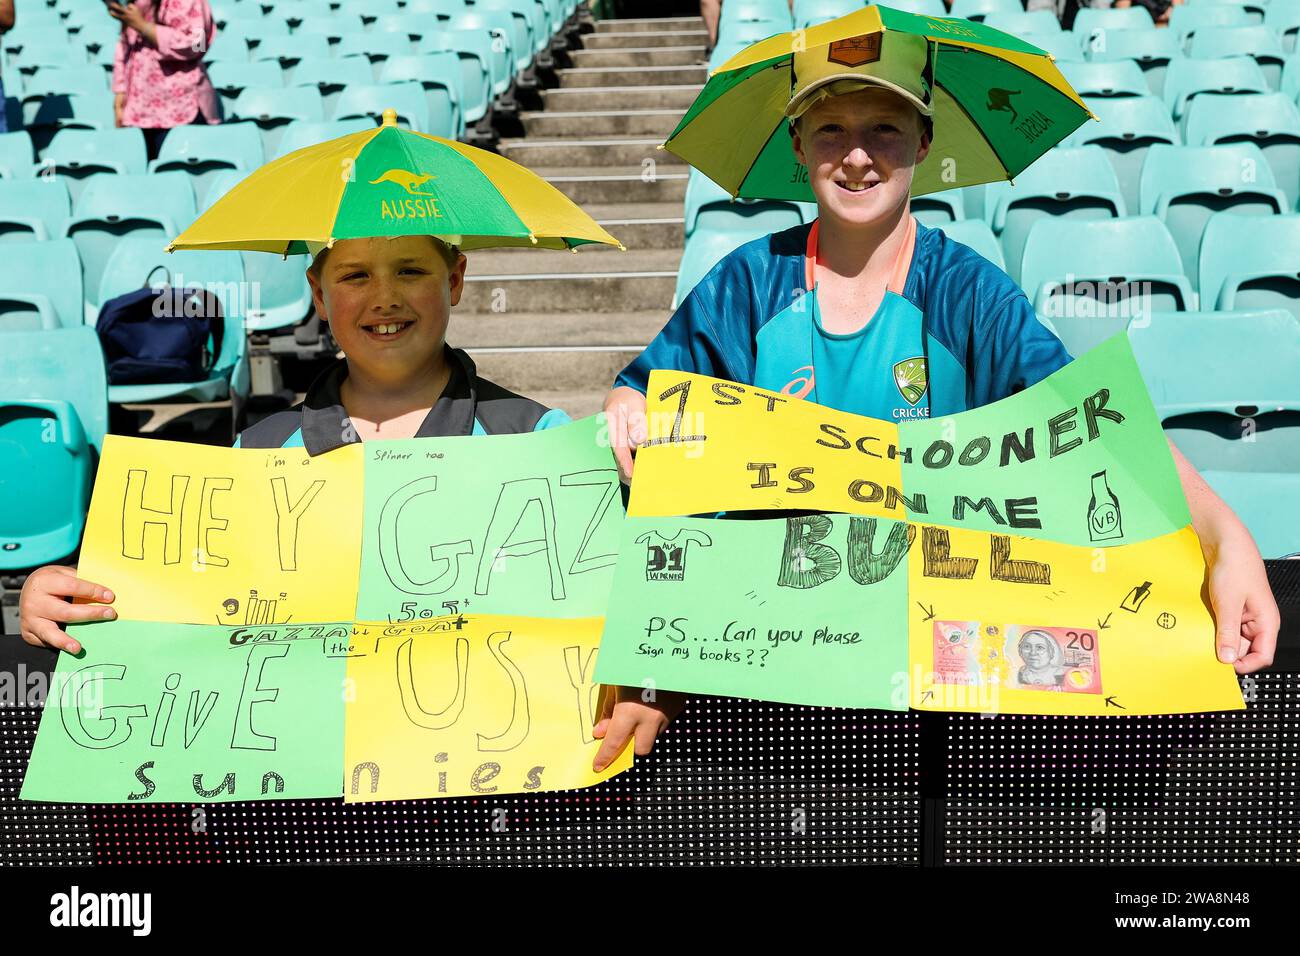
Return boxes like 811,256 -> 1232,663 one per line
803,214 -> 917,295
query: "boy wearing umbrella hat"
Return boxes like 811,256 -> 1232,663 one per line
603,30 -> 1278,675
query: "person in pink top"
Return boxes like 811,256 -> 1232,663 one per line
109,0 -> 222,159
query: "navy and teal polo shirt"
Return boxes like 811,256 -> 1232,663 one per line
236,346 -> 569,450
617,217 -> 1073,420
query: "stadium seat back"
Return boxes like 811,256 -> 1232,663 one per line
1022,216 -> 1193,315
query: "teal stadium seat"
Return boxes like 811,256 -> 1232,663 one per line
273,118 -> 376,159
1128,309 -> 1300,479
20,65 -> 107,129
1184,93 -> 1300,212
1196,471 -> 1300,558
876,0 -> 946,15
1198,212 -> 1300,321
985,10 -> 1062,35
2,70 -> 23,134
948,0 -> 1024,22
229,85 -> 325,157
373,13 -> 448,43
149,121 -> 266,206
793,0 -> 861,30
1189,25 -> 1285,89
445,13 -> 519,90
293,14 -> 367,46
379,53 -> 464,139
252,33 -> 331,78
6,38 -> 79,78
0,329 -> 106,568
333,82 -> 430,133
336,32 -> 416,68
984,145 -> 1127,286
675,201 -> 803,307
206,59 -> 284,111
1061,59 -> 1151,98
711,17 -> 788,70
1066,95 -> 1178,214
420,31 -> 494,124
404,0 -> 473,16
41,128 -> 148,205
201,172 -> 314,332
938,219 -> 1006,272
1284,55 -> 1300,104
293,56 -> 376,115
1138,143 -> 1288,292
65,172 -> 197,322
26,93 -> 115,152
1187,0 -> 1266,26
1163,57 -> 1268,136
1083,27 -> 1180,98
1169,4 -> 1252,54
1021,216 -> 1194,317
1073,7 -> 1156,40
266,0 -> 314,29
96,239 -> 251,415
335,0 -> 404,22
206,18 -> 281,62
1266,3 -> 1300,54
0,177 -> 70,242
1021,31 -> 1086,64
76,20 -> 122,58
911,189 -> 964,226
479,0 -> 548,58
0,130 -> 35,178
0,239 -> 84,331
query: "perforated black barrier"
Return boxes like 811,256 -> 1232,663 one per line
3,563 -> 1297,867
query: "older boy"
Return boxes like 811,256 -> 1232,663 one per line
604,33 -> 1278,678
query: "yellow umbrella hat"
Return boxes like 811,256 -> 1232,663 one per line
170,110 -> 624,254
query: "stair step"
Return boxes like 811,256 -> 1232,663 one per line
459,271 -> 676,314
449,310 -> 669,348
570,46 -> 706,68
580,30 -> 710,49
592,16 -> 704,33
541,84 -> 703,111
467,247 -> 682,275
465,350 -> 638,407
522,108 -> 683,138
535,165 -> 688,205
558,64 -> 707,87
499,136 -> 683,168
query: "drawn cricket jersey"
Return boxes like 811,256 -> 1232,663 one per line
235,346 -> 569,450
617,216 -> 1072,419
636,529 -> 713,582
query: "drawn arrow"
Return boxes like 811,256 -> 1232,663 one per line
917,602 -> 936,621
921,690 -> 934,703
1098,613 -> 1112,630
1104,696 -> 1125,709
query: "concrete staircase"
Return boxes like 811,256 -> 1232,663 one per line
453,14 -> 707,418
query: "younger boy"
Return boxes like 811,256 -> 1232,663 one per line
19,234 -> 675,768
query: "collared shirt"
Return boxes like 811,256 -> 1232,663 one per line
235,346 -> 569,452
112,0 -> 222,129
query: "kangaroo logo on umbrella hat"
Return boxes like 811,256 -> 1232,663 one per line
370,169 -> 437,196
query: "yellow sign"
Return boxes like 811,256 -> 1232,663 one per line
629,370 -> 904,520
78,436 -> 364,625
908,525 -> 1241,715
344,616 -> 630,801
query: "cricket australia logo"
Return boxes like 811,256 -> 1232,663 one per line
893,356 -> 928,406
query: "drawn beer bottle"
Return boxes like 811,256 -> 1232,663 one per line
1087,470 -> 1122,541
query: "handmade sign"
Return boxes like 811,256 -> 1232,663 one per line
597,515 -> 910,709
24,417 -> 633,803
597,336 -> 1243,715
627,334 -> 1190,548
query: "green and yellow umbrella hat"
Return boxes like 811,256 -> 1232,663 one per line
663,4 -> 1098,201
169,109 -> 624,255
